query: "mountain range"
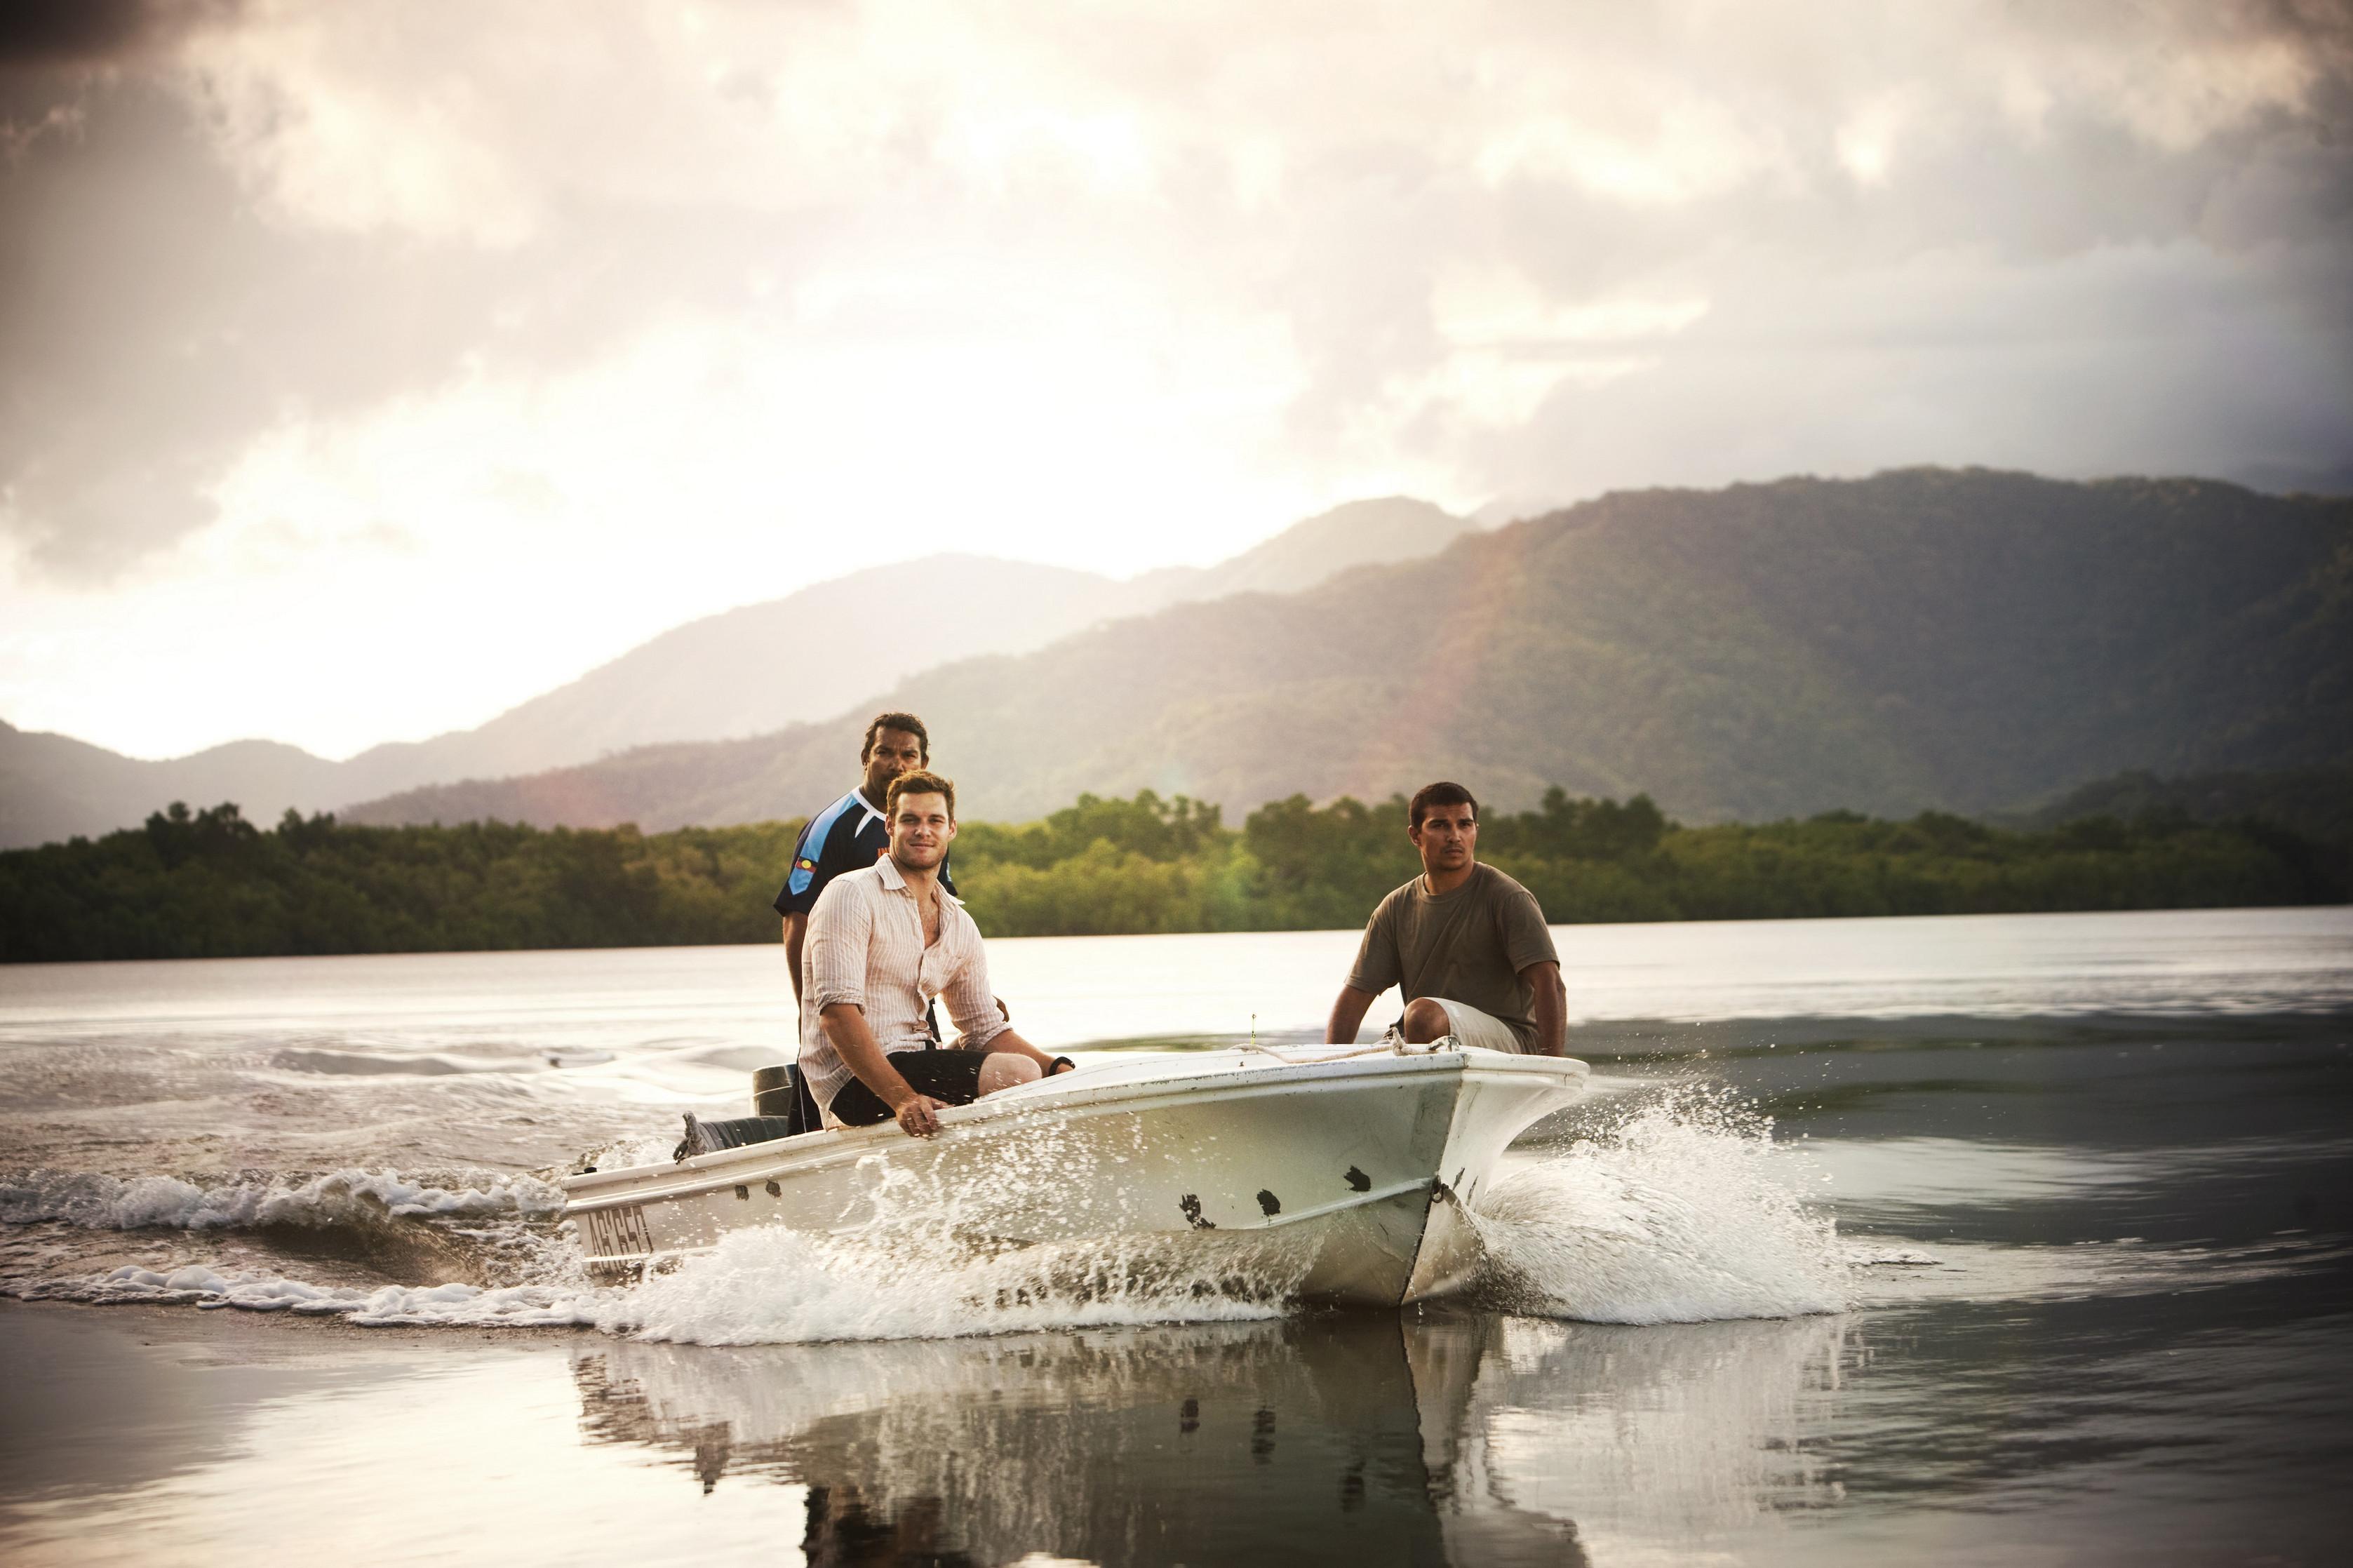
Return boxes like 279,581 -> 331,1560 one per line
0,497 -> 1470,848
336,468 -> 2352,833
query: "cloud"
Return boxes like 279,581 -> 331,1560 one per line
1,0 -> 2348,753
0,0 -> 240,67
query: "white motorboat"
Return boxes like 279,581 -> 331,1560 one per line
562,1040 -> 1589,1308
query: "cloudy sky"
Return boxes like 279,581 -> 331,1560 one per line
4,0 -> 2348,760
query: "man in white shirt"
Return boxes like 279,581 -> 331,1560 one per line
800,768 -> 1072,1136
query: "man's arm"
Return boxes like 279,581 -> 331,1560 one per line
776,808 -> 847,1001
1492,880 -> 1565,1055
1330,899 -> 1402,1045
1521,960 -> 1567,1057
782,913 -> 807,1003
1326,984 -> 1381,1045
939,946 -> 1057,1070
819,1002 -> 941,1137
976,1025 -> 1063,1073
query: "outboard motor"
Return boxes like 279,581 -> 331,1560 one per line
752,1062 -> 822,1134
671,1063 -> 823,1160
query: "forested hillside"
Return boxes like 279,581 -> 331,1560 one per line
2019,765 -> 2353,847
0,499 -> 1470,849
346,469 -> 2353,833
6,780 -> 2340,963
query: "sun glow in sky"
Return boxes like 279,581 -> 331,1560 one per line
1,0 -> 2347,758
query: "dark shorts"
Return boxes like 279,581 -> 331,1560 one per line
826,1047 -> 991,1127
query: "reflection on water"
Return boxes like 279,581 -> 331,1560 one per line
570,1311 -> 1856,1567
4,910 -> 2348,1564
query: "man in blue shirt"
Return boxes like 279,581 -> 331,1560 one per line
775,711 -> 958,1003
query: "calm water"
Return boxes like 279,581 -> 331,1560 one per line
3,907 -> 2349,1564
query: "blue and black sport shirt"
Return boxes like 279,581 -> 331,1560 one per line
772,787 -> 958,917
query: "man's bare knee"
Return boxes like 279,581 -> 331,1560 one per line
1400,998 -> 1451,1044
977,1053 -> 1043,1097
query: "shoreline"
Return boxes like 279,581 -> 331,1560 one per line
3,898 -> 2348,973
10,783 -> 2342,963
1,1292 -> 594,1353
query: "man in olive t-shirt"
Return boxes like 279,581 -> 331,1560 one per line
1325,782 -> 1569,1055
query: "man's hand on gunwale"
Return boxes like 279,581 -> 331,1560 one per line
894,1094 -> 948,1138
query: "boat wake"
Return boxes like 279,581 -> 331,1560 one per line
0,1164 -> 594,1325
1,1166 -> 564,1231
1462,1087 -> 1851,1323
620,1213 -> 1307,1345
1,1086 -> 1852,1338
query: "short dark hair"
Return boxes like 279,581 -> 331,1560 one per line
862,711 -> 930,764
1409,782 -> 1478,831
886,768 -> 956,822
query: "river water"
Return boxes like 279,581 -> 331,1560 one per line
3,907 -> 2349,1564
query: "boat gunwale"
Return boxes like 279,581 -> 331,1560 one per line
561,1049 -> 1587,1216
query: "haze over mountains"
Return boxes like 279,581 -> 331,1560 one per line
339,469 -> 2351,834
9,471 -> 2345,850
0,499 -> 1470,848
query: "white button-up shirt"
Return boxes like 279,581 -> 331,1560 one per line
798,855 -> 1008,1113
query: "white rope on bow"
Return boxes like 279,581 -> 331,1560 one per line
1237,1028 -> 1462,1066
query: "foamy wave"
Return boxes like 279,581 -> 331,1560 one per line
1464,1088 -> 1851,1323
578,1134 -> 684,1174
4,1226 -> 1296,1340
10,1262 -> 611,1327
610,1222 -> 1303,1346
4,1148 -> 1307,1343
0,1167 -> 565,1231
586,1126 -> 1317,1345
4,1090 -> 1861,1338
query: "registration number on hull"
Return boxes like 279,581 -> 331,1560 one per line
579,1203 -> 655,1259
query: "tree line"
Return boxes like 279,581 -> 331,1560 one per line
1,786 -> 2342,963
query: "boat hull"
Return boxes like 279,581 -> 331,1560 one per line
563,1048 -> 1587,1309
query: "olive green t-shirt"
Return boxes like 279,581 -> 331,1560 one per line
1344,862 -> 1560,1047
